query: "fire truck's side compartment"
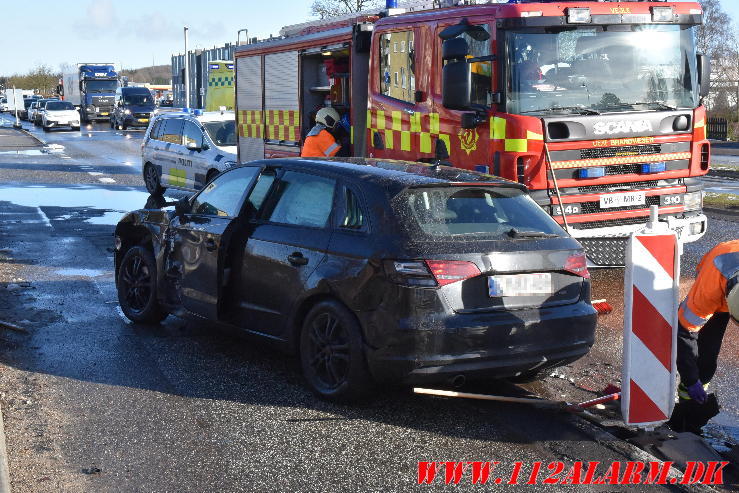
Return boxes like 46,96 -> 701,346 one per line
236,55 -> 264,163
264,51 -> 301,158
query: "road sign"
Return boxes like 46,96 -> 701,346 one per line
622,208 -> 680,428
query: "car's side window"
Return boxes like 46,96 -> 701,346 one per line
149,120 -> 163,141
245,170 -> 277,215
264,171 -> 336,228
161,119 -> 184,145
182,121 -> 203,148
341,187 -> 365,230
190,167 -> 260,217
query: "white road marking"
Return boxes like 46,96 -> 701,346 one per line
98,177 -> 116,184
35,207 -> 53,229
87,172 -> 103,176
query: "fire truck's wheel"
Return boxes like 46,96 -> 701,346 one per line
144,163 -> 165,195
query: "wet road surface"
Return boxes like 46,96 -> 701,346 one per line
0,112 -> 737,491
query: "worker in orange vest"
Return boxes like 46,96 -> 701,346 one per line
301,107 -> 342,158
669,240 -> 739,433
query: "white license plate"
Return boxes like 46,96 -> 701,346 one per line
600,191 -> 646,209
488,273 -> 553,297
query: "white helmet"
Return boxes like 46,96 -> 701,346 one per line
728,280 -> 739,323
316,107 -> 340,129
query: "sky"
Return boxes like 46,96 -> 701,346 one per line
0,0 -> 738,75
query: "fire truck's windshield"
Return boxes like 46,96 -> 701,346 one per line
505,25 -> 698,115
84,80 -> 118,93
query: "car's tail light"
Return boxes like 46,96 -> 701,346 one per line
564,253 -> 590,279
385,260 -> 481,287
425,260 -> 481,287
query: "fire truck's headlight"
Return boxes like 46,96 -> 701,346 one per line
684,192 -> 703,211
567,8 -> 591,23
652,7 -> 674,23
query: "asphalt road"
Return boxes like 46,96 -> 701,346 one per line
0,113 -> 736,492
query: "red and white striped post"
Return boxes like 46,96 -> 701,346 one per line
622,206 -> 680,429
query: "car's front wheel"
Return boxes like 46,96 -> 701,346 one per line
300,300 -> 374,402
144,163 -> 165,195
117,246 -> 167,324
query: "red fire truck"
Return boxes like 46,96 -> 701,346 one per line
234,0 -> 711,266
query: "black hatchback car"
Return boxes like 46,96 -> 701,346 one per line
114,158 -> 597,400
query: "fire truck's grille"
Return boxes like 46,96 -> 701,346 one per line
575,181 -> 659,194
604,164 -> 643,176
579,238 -> 627,266
572,217 -> 650,230
580,144 -> 662,160
579,196 -> 661,214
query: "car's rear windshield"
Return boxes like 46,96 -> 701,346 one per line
46,102 -> 74,111
395,186 -> 565,239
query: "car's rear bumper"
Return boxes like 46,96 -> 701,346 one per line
362,301 -> 597,385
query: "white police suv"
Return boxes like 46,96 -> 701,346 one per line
141,109 -> 237,194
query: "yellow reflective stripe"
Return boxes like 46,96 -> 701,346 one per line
439,134 -> 450,153
169,168 -> 187,187
420,133 -> 432,153
492,117 -> 506,140
505,139 -> 527,152
429,113 -> 440,134
376,110 -> 385,130
392,111 -> 402,130
350,126 -> 354,144
551,152 -> 692,170
527,130 -> 544,141
400,131 -> 411,151
695,119 -> 705,129
385,129 -> 394,149
410,112 -> 421,132
367,109 -> 372,128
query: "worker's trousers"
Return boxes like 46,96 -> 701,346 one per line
677,312 -> 730,387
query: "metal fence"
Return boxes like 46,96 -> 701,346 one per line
707,118 -> 729,141
171,44 -> 236,109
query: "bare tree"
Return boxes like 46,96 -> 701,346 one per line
310,0 -> 385,19
697,0 -> 739,113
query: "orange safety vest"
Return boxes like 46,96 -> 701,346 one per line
679,239 -> 739,331
301,125 -> 341,158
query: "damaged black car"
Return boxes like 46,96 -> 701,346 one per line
114,158 -> 597,401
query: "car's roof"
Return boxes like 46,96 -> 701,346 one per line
156,110 -> 234,123
248,157 -> 525,190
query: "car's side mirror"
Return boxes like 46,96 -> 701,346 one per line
186,141 -> 202,152
698,53 -> 711,99
174,197 -> 190,218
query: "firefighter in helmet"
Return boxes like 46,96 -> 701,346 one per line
669,240 -> 739,434
301,107 -> 342,158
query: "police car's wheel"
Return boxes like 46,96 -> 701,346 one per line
144,163 -> 165,195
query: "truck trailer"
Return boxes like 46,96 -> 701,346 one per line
233,0 -> 711,266
62,63 -> 120,123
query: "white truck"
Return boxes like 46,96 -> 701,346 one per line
62,63 -> 120,122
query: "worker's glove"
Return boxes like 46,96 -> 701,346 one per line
687,381 -> 708,404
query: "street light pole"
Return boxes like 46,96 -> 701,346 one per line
184,26 -> 190,109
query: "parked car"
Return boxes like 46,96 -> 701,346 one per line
41,101 -> 81,131
0,98 -> 7,112
31,98 -> 59,126
141,110 -> 237,194
19,98 -> 35,120
111,86 -> 156,130
27,101 -> 39,122
114,158 -> 597,401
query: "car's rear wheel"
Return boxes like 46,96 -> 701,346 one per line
117,246 -> 167,324
300,300 -> 374,402
144,163 -> 165,195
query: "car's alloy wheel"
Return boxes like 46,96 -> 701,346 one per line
117,246 -> 167,324
300,300 -> 373,401
144,164 -> 165,195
